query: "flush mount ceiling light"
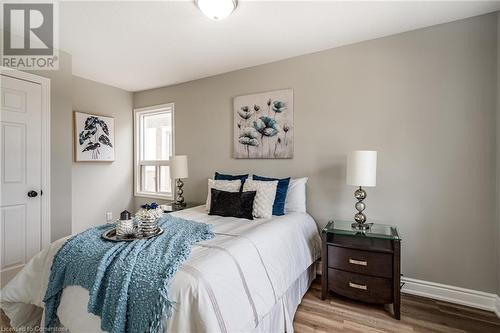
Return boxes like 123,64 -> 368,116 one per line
196,0 -> 238,21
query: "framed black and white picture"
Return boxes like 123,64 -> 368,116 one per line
74,111 -> 115,162
234,89 -> 293,159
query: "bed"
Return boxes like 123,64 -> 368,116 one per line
1,205 -> 321,332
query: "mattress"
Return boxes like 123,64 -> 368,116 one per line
1,206 -> 321,332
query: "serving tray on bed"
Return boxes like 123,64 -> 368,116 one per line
101,227 -> 164,242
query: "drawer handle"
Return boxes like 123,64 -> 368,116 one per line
349,258 -> 367,266
349,282 -> 368,290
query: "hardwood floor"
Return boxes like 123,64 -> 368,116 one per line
0,310 -> 11,331
2,278 -> 499,332
294,279 -> 500,333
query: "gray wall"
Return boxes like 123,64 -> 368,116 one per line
31,56 -> 134,240
135,14 -> 498,293
497,12 -> 500,296
71,76 -> 134,233
30,51 -> 73,241
27,51 -> 133,241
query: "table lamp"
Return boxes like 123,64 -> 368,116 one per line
171,155 -> 189,207
346,150 -> 377,230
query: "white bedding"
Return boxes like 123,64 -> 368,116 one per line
1,206 -> 321,333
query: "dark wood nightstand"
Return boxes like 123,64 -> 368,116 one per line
321,220 -> 401,319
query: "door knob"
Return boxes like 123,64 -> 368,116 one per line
27,190 -> 38,198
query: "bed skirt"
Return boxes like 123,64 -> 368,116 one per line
251,264 -> 316,333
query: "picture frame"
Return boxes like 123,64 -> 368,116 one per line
233,88 -> 294,159
74,111 -> 115,162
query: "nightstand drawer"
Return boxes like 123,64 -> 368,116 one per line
327,246 -> 392,278
328,268 -> 392,304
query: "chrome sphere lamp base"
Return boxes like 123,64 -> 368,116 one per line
174,179 -> 187,208
351,186 -> 370,230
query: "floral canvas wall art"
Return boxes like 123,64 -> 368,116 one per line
234,89 -> 293,159
74,111 -> 115,162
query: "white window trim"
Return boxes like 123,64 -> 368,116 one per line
134,103 -> 175,200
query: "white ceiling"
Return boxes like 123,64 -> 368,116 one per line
59,1 -> 500,92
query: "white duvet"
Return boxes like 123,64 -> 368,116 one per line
1,206 -> 321,333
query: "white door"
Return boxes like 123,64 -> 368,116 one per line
1,74 -> 43,286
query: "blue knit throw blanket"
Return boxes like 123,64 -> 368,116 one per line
43,214 -> 214,333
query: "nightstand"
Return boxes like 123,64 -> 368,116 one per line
321,220 -> 401,319
162,202 -> 199,213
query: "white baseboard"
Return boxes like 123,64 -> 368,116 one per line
402,277 -> 499,317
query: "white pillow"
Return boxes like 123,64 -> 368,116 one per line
243,179 -> 278,218
285,177 -> 308,213
206,179 -> 242,211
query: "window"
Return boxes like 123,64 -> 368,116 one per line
134,103 -> 174,199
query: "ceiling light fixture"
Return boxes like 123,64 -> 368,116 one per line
196,0 -> 238,21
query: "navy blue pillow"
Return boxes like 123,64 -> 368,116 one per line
252,175 -> 290,216
214,172 -> 249,190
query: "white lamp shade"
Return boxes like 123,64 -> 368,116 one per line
171,155 -> 189,179
346,151 -> 377,187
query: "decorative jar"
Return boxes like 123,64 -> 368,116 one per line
116,210 -> 135,237
138,217 -> 159,237
135,202 -> 163,237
